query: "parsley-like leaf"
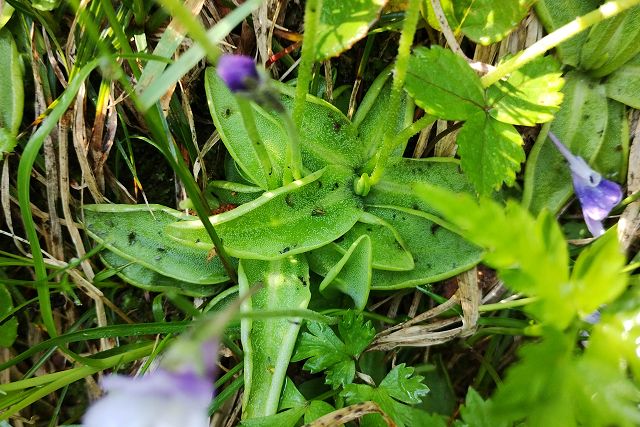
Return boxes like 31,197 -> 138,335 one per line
341,364 -> 429,427
292,311 -> 375,389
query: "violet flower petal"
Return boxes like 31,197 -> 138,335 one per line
547,132 -> 622,237
216,54 -> 260,92
83,369 -> 213,427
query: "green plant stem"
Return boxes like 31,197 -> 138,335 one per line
478,297 -> 539,313
237,97 -> 277,189
360,0 -> 422,193
481,0 -> 640,87
290,0 -> 322,179
17,59 -> 102,337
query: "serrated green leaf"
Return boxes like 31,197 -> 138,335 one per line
455,0 -> 533,45
368,206 -> 482,290
379,364 -> 429,404
580,5 -> 640,77
0,284 -> 17,347
336,212 -> 414,271
405,46 -> 484,121
279,378 -> 307,410
570,228 -> 628,317
240,257 -> 311,418
487,56 -> 564,126
605,53 -> 640,109
458,388 -> 506,427
318,235 -> 372,310
0,27 -> 23,137
292,311 -> 375,389
341,364 -> 429,427
167,166 -> 363,260
534,0 -> 600,67
83,204 -> 229,284
314,0 -> 387,61
457,112 -> 524,195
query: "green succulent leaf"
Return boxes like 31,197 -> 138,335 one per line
166,166 -> 363,260
341,364 -> 429,427
405,46 -> 484,121
292,311 -> 375,389
318,235 -> 372,310
605,53 -> 640,109
336,212 -> 414,271
240,257 -> 311,419
456,112 -> 525,196
83,204 -> 229,285
487,56 -> 564,126
99,251 -> 219,297
580,5 -> 640,77
367,206 -> 482,290
314,0 -> 387,61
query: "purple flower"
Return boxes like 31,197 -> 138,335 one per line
217,54 -> 261,92
83,368 -> 213,427
548,132 -> 622,237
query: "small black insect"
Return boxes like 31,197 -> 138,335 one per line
128,232 -> 137,245
280,246 -> 291,254
311,207 -> 326,216
285,194 -> 294,207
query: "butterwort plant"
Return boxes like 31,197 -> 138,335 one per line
547,132 -> 623,237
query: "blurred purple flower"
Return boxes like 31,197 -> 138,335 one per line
217,54 -> 260,92
548,132 -> 622,237
83,369 -> 213,427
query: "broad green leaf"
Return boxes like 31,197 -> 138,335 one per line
205,68 -> 286,189
167,166 -> 363,260
353,68 -> 414,160
591,99 -> 629,182
570,228 -> 628,317
341,364 -> 429,427
293,311 -> 375,389
336,212 -> 414,271
415,184 -> 577,328
457,388 -> 506,427
318,235 -> 371,310
580,5 -> 640,77
0,27 -> 23,139
240,257 -> 311,418
365,158 -> 475,216
0,284 -> 17,347
0,2 -> 13,31
367,206 -> 482,290
534,0 -> 600,67
405,46 -> 484,121
605,53 -> 640,109
421,0 -> 459,32
100,251 -> 219,297
274,81 -> 364,171
455,0 -> 533,45
487,56 -> 564,126
314,0 -> 387,61
456,112 -> 524,195
32,0 -> 61,11
208,179 -> 264,206
83,204 -> 229,284
304,401 -> 335,424
522,72 -> 619,215
279,378 -> 307,410
240,406 -> 308,427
